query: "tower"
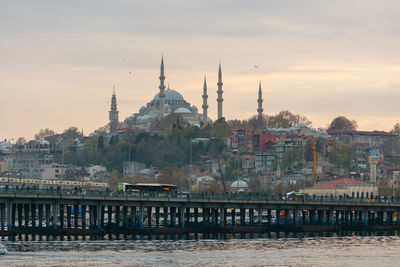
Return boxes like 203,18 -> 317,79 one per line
159,56 -> 166,118
257,81 -> 263,121
202,76 -> 208,123
109,86 -> 119,134
217,62 -> 223,119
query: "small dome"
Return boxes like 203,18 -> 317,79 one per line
190,106 -> 198,113
231,180 -> 248,188
174,107 -> 192,113
40,140 -> 50,145
152,89 -> 185,101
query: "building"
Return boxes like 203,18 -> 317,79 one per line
123,161 -> 146,177
327,130 -> 398,147
231,128 -> 276,153
122,57 -> 213,130
300,178 -> 378,197
12,140 -> 54,178
41,163 -> 66,180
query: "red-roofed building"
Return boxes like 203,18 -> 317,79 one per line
300,178 -> 378,197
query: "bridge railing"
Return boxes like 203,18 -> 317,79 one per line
0,187 -> 399,204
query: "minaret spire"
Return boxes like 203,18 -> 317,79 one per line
109,86 -> 119,134
257,81 -> 263,121
217,62 -> 223,120
159,56 -> 166,117
202,75 -> 208,123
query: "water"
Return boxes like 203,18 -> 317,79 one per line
2,234 -> 400,266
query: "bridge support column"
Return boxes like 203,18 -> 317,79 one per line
67,205 -> 71,229
240,209 -> 246,226
0,204 -> 4,232
60,204 -> 65,230
327,210 -> 333,225
231,208 -> 236,226
97,205 -> 103,229
147,207 -> 152,228
276,209 -> 281,225
107,206 -> 112,227
249,209 -> 254,226
162,207 -> 168,227
220,208 -> 225,227
89,205 -> 94,229
179,207 -> 185,228
6,202 -> 13,240
122,206 -> 128,229
24,204 -> 29,229
38,204 -> 43,229
139,206 -> 144,229
309,210 -> 315,225
31,204 -> 36,231
211,208 -> 216,226
81,205 -> 86,229
45,204 -> 50,228
17,204 -> 22,228
362,210 -> 368,226
258,208 -> 263,227
115,205 -> 121,228
301,210 -> 307,225
267,209 -> 272,225
185,208 -> 191,226
155,207 -> 160,227
73,205 -> 79,229
194,208 -> 198,226
202,208 -> 206,226
378,211 -> 384,225
131,206 -> 136,228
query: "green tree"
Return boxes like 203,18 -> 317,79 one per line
328,141 -> 353,175
328,116 -> 357,131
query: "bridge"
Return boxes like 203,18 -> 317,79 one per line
1,189 -> 400,240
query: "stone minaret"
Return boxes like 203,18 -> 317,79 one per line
217,63 -> 223,119
202,76 -> 208,123
109,86 -> 119,134
257,81 -> 263,121
159,56 -> 166,118
369,155 -> 378,184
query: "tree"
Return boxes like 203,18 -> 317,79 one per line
390,123 -> 400,135
62,127 -> 82,139
157,166 -> 189,191
34,128 -> 56,140
328,141 -> 353,175
16,137 -> 26,144
328,116 -> 357,131
265,110 -> 312,128
108,169 -> 120,189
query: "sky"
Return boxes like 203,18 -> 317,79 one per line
1,0 -> 400,140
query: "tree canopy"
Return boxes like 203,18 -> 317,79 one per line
328,116 -> 358,131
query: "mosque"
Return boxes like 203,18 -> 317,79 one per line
108,57 -> 263,134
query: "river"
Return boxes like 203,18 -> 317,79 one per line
1,234 -> 400,266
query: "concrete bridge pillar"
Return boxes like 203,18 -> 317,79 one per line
185,208 -> 191,225
362,210 -> 368,225
284,209 -> 289,225
74,205 -> 79,229
89,205 -> 94,229
122,206 -> 128,229
17,204 -> 22,228
211,208 -> 216,226
231,208 -> 236,226
327,210 -> 333,225
115,206 -> 121,228
202,208 -> 207,226
258,208 -> 263,227
240,208 -> 246,226
59,204 -> 65,230
31,204 -> 36,229
45,204 -> 50,228
309,210 -> 315,225
249,209 -> 254,226
147,207 -> 152,228
301,210 -> 307,225
81,205 -> 86,229
0,204 -> 5,232
220,208 -> 225,227
155,207 -> 160,227
6,202 -> 12,231
267,209 -> 272,225
66,205 -> 71,229
179,207 -> 185,228
38,204 -> 43,229
162,207 -> 168,227
194,208 -> 199,226
97,205 -> 103,229
131,206 -> 137,228
139,205 -> 144,229
107,206 -> 112,227
23,204 -> 29,228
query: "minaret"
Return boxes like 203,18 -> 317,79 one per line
202,76 -> 208,123
217,62 -> 223,119
159,56 -> 166,118
109,86 -> 119,134
257,81 -> 263,121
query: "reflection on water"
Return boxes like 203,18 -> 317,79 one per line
2,233 -> 400,266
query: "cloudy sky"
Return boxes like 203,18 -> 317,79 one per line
1,0 -> 400,140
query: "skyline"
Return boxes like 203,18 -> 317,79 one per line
2,0 -> 400,140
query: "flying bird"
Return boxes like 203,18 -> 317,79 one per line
253,65 -> 260,69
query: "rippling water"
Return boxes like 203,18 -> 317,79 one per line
2,234 -> 400,266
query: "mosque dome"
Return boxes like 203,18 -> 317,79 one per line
174,107 -> 192,113
190,106 -> 198,114
152,89 -> 185,101
139,106 -> 146,113
231,180 -> 248,188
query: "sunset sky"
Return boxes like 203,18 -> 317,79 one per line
2,0 -> 400,140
